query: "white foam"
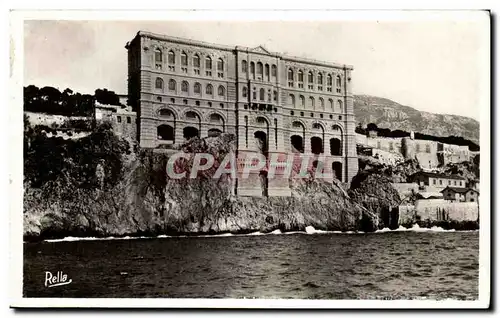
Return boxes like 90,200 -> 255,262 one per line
248,231 -> 265,236
40,224 -> 474,243
375,227 -> 392,233
305,226 -> 315,234
374,223 -> 461,233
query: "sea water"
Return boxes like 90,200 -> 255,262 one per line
23,228 -> 478,299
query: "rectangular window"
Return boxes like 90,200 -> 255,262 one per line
117,116 -> 122,123
433,179 -> 436,185
127,117 -> 131,124
439,180 -> 442,185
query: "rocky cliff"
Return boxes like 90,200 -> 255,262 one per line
354,95 -> 479,144
23,128 -> 380,241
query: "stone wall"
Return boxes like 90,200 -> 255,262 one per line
398,200 -> 479,224
356,132 -> 476,169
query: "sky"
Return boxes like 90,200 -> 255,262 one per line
23,15 -> 488,120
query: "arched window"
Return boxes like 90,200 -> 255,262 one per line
337,100 -> 343,113
257,62 -> 263,78
309,96 -> 315,109
288,94 -> 295,107
194,82 -> 201,95
273,90 -> 277,102
299,95 -> 305,108
311,136 -> 323,154
259,88 -> 265,101
332,162 -> 342,180
181,52 -> 188,66
336,75 -> 342,93
205,56 -> 212,70
181,81 -> 189,93
209,113 -> 224,124
329,99 -> 334,111
155,77 -> 163,90
217,58 -> 224,78
193,54 -> 200,68
168,79 -> 176,91
155,48 -> 162,62
168,50 -> 175,64
206,84 -> 213,96
154,48 -> 162,69
298,70 -> 304,88
265,64 -> 270,81
271,65 -> 277,78
327,74 -> 333,92
217,58 -> 224,71
250,62 -> 255,79
242,86 -> 248,98
157,125 -> 174,141
330,138 -> 342,156
291,135 -> 304,153
242,60 -> 248,72
252,87 -> 257,100
308,72 -> 314,89
317,73 -> 323,91
218,85 -> 225,97
319,97 -> 324,110
158,108 -> 173,118
288,68 -> 294,87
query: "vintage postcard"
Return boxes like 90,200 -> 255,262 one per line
9,10 -> 491,309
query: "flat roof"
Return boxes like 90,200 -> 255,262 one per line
440,187 -> 479,194
411,171 -> 466,180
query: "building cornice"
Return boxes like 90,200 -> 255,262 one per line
137,31 -> 235,52
135,30 -> 354,71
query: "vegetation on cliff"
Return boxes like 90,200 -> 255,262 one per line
23,123 -> 379,241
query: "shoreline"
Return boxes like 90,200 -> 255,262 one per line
24,223 -> 479,244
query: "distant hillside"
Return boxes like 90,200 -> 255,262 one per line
353,95 -> 479,144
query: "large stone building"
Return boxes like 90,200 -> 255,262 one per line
125,31 -> 358,196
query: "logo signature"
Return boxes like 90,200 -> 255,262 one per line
45,271 -> 72,288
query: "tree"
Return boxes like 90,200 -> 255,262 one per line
367,123 -> 378,131
95,88 -> 120,106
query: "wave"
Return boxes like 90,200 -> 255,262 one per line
374,224 -> 463,233
40,224 -> 475,243
44,235 -> 153,243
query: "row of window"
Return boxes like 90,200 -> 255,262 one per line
155,96 -> 226,108
158,109 -> 225,124
288,134 -> 343,156
241,60 -> 277,81
287,69 -> 343,92
155,78 -> 226,97
288,94 -> 343,112
116,116 -> 133,124
242,87 -> 278,102
433,179 -> 463,187
289,111 -> 342,121
154,48 -> 224,77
